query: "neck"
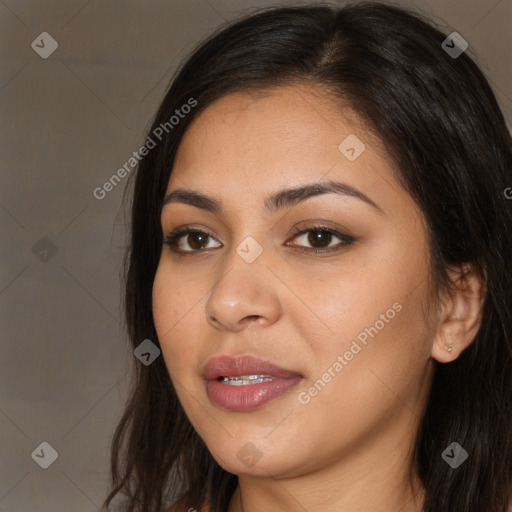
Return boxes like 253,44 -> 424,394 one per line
227,413 -> 426,512
229,461 -> 425,512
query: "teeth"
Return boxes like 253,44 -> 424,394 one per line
221,374 -> 276,386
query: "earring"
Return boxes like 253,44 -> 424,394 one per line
447,344 -> 453,352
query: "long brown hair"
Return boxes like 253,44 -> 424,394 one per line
102,2 -> 512,511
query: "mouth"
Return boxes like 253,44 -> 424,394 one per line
203,355 -> 303,411
218,375 -> 279,386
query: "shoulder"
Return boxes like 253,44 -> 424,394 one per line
165,499 -> 209,512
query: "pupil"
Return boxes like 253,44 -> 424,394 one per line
308,230 -> 331,248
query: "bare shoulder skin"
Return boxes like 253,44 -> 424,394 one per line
165,499 -> 208,512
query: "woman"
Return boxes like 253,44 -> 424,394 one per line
102,2 -> 512,511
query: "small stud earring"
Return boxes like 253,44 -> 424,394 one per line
447,344 -> 453,352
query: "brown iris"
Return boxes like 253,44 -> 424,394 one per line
187,232 -> 209,250
307,230 -> 332,248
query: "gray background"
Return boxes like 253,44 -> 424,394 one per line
0,0 -> 510,511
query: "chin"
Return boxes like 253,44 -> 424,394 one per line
203,434 -> 305,479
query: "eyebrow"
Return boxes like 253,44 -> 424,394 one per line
161,179 -> 384,215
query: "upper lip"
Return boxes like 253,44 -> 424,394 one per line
203,355 -> 302,380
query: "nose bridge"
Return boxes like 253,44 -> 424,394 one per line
203,231 -> 280,331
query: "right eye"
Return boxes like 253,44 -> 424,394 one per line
163,226 -> 222,254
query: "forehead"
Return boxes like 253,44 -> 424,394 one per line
174,84 -> 382,164
165,84 -> 408,217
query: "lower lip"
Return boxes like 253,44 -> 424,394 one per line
206,376 -> 302,411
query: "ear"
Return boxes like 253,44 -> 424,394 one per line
431,263 -> 486,363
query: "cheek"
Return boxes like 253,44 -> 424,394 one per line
152,265 -> 173,337
293,270 -> 404,363
298,246 -> 432,403
152,261 -> 196,336
329,291 -> 430,408
152,263 -> 205,380
152,266 -> 185,363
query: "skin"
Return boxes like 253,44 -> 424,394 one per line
153,84 -> 485,512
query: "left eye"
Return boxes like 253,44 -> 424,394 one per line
288,227 -> 353,251
292,229 -> 349,249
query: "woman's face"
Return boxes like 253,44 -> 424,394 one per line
153,84 -> 436,479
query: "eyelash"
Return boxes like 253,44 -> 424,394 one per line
163,223 -> 355,256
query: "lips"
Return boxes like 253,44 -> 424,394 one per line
203,355 -> 303,411
203,355 -> 302,380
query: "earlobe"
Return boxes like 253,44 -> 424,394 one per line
431,263 -> 486,363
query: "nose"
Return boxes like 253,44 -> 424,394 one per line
203,246 -> 282,333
